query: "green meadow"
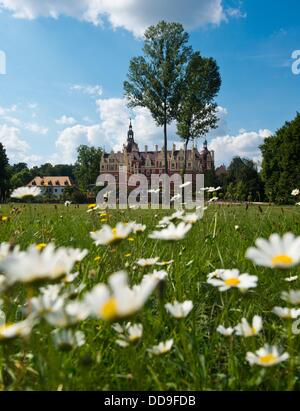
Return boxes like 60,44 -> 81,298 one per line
0,203 -> 300,391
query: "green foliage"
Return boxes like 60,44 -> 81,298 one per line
261,113 -> 300,204
74,145 -> 103,193
224,157 -> 264,202
124,21 -> 191,173
0,143 -> 11,202
176,52 -> 221,173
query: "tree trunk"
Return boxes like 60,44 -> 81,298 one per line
163,108 -> 168,175
183,137 -> 190,178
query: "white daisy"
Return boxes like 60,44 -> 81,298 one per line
148,339 -> 173,355
207,269 -> 258,292
0,244 -> 88,286
234,316 -> 263,337
90,223 -> 133,245
272,306 -> 300,319
0,317 -> 34,340
246,345 -> 289,367
136,257 -> 159,267
170,194 -> 182,202
246,233 -> 300,269
285,275 -> 298,283
179,182 -> 192,188
11,186 -> 41,199
113,322 -> 143,347
181,213 -> 201,224
130,222 -> 146,233
216,325 -> 234,336
84,271 -> 160,321
149,222 -> 192,241
52,329 -> 85,350
165,300 -> 193,319
281,290 -> 300,305
208,197 -> 218,203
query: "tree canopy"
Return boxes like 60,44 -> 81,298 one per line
124,21 -> 191,173
261,112 -> 300,204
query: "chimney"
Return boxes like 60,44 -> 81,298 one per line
173,143 -> 176,152
155,144 -> 158,151
145,145 -> 148,153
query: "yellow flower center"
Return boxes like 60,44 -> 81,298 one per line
272,254 -> 294,266
259,353 -> 276,365
224,278 -> 240,287
36,243 -> 47,251
100,298 -> 118,320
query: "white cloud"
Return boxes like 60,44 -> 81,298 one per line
53,97 -> 179,163
70,84 -> 103,97
54,124 -> 102,163
0,0 -> 242,37
0,124 -> 42,164
24,122 -> 48,135
55,115 -> 76,126
209,129 -> 272,166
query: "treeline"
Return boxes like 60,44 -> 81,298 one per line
0,145 -> 103,203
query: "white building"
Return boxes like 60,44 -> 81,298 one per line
27,176 -> 74,197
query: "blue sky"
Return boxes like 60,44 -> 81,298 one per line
0,0 -> 299,166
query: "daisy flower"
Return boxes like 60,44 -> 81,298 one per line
0,317 -> 34,340
181,213 -> 201,224
234,316 -> 263,337
207,269 -> 258,292
11,186 -> 41,199
84,271 -> 160,321
149,222 -> 192,241
165,300 -> 193,319
281,290 -> 300,305
217,325 -> 234,336
148,339 -> 173,355
179,182 -> 192,188
170,194 -> 182,202
285,276 -> 298,283
130,222 -> 146,233
90,223 -> 133,245
113,322 -> 143,347
136,257 -> 159,267
272,306 -> 300,319
0,244 -> 88,286
246,233 -> 300,269
246,345 -> 289,367
52,329 -> 85,350
208,197 -> 218,203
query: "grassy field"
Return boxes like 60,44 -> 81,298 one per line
1,202 -> 300,391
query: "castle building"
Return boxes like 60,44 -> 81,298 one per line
100,121 -> 214,180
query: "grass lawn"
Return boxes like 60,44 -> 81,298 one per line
0,202 -> 300,390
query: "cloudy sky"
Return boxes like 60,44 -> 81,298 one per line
0,0 -> 299,167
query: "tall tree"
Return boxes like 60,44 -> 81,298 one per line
0,143 -> 10,202
176,52 -> 221,175
261,113 -> 300,204
225,157 -> 264,202
74,145 -> 103,192
124,21 -> 191,174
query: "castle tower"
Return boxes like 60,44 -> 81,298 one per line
126,119 -> 139,153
